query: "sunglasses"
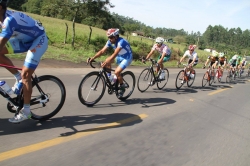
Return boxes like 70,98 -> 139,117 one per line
108,36 -> 115,39
156,42 -> 161,44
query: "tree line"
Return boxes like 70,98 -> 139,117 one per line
9,0 -> 250,56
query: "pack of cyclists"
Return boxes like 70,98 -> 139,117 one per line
0,1 -> 248,124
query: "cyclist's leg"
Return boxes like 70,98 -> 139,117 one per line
0,40 -> 20,76
115,56 -> 132,85
9,33 -> 48,123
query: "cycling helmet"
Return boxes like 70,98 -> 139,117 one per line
106,28 -> 119,38
0,0 -> 8,7
219,52 -> 224,57
188,45 -> 196,51
212,51 -> 219,57
155,37 -> 164,44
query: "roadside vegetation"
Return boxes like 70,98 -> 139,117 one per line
7,0 -> 250,68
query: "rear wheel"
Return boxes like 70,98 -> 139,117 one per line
30,75 -> 66,121
157,68 -> 169,90
175,70 -> 185,89
187,70 -> 196,87
116,71 -> 135,101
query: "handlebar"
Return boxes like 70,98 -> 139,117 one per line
87,57 -> 113,72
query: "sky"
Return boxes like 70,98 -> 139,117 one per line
108,0 -> 250,34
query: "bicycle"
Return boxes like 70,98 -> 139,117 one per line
175,64 -> 196,89
78,59 -> 136,107
0,64 -> 66,121
202,66 -> 215,87
226,66 -> 236,83
137,58 -> 169,92
246,66 -> 250,77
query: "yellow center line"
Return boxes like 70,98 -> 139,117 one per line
0,114 -> 148,162
208,87 -> 232,96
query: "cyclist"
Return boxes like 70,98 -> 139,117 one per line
143,37 -> 171,80
203,51 -> 219,79
228,54 -> 242,75
179,45 -> 198,82
239,57 -> 247,74
216,52 -> 227,78
88,28 -> 133,98
0,0 -> 48,123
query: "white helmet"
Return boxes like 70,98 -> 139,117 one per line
155,37 -> 164,44
219,52 -> 224,57
212,51 -> 218,57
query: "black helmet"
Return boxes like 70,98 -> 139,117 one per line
0,0 -> 8,7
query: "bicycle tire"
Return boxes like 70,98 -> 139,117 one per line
202,72 -> 209,87
187,70 -> 196,87
30,75 -> 66,121
78,71 -> 106,107
157,68 -> 169,90
137,68 -> 152,92
115,71 -> 135,101
175,70 -> 185,89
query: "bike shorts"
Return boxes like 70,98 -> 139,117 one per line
158,53 -> 171,62
188,59 -> 198,66
209,61 -> 216,67
6,32 -> 48,70
230,63 -> 236,67
116,54 -> 133,70
219,61 -> 226,66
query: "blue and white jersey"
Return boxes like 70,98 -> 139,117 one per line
0,10 -> 45,42
105,37 -> 133,59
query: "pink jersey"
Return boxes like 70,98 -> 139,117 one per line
151,44 -> 171,55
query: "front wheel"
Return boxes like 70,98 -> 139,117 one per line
30,75 -> 66,121
157,68 -> 169,90
78,71 -> 106,107
137,68 -> 152,92
116,71 -> 135,101
202,72 -> 209,87
175,70 -> 185,89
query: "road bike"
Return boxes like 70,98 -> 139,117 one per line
0,64 -> 66,121
246,66 -> 250,77
137,58 -> 169,92
78,59 -> 136,107
226,67 -> 236,83
175,64 -> 196,89
202,66 -> 215,87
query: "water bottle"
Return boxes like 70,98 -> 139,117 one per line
13,80 -> 23,95
0,81 -> 14,95
159,70 -> 165,79
112,74 -> 117,83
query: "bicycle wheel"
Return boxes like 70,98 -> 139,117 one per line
202,72 -> 209,87
78,71 -> 106,107
226,75 -> 232,83
175,70 -> 185,89
157,68 -> 169,90
30,75 -> 66,121
187,71 -> 196,87
137,68 -> 152,92
116,71 -> 135,101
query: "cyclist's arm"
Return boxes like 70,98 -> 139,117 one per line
145,50 -> 154,60
92,46 -> 108,60
0,37 -> 9,52
159,52 -> 166,62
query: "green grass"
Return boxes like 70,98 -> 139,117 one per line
6,11 -> 211,68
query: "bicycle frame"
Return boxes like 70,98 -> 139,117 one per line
0,64 -> 47,114
146,59 -> 162,82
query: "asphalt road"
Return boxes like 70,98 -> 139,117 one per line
0,67 -> 250,166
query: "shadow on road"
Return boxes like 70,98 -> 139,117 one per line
90,97 -> 176,108
0,113 -> 143,136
